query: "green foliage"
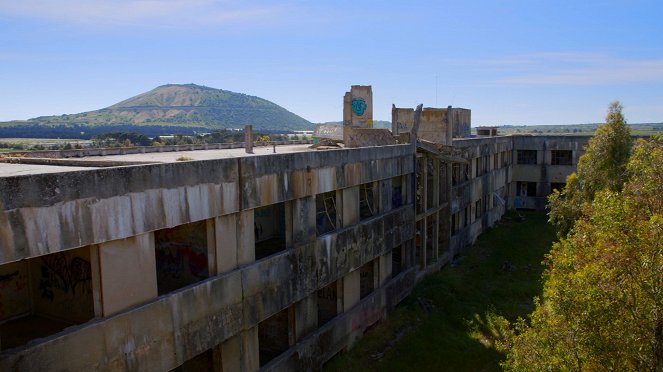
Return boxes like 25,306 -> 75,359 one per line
548,101 -> 632,236
92,131 -> 152,147
502,135 -> 663,371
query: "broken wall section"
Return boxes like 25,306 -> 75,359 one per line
392,106 -> 472,144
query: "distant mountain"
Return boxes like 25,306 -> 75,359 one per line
0,84 -> 313,136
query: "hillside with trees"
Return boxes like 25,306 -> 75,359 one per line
0,84 -> 313,137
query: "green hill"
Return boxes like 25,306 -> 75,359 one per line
0,84 -> 313,137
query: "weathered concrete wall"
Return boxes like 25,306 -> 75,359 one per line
0,261 -> 30,321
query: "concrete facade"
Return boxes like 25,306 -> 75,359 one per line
0,106 -> 591,370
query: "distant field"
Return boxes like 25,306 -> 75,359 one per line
486,122 -> 663,136
0,138 -> 90,144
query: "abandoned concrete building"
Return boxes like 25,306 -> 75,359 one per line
0,86 -> 590,371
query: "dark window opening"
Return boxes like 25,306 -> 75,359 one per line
255,202 -> 287,260
452,163 -> 460,186
259,307 -> 291,367
359,261 -> 375,299
438,163 -> 447,204
426,217 -> 436,265
415,220 -> 424,267
551,150 -> 572,165
517,150 -> 537,165
155,221 -> 209,295
391,246 -> 403,278
171,349 -> 214,372
316,192 -> 337,236
426,158 -> 435,209
0,247 -> 95,351
517,182 -> 537,197
317,281 -> 338,327
416,159 -> 425,213
475,200 -> 482,219
392,176 -> 403,209
438,210 -> 450,256
359,183 -> 377,220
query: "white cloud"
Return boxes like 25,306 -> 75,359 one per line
481,53 -> 663,86
0,0 -> 280,28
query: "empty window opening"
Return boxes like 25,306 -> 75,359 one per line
0,246 -> 95,351
475,200 -> 482,219
438,163 -> 448,204
317,281 -> 338,327
517,182 -> 537,197
391,176 -> 403,209
359,261 -> 375,299
416,159 -> 425,213
359,183 -> 377,220
316,192 -> 337,236
254,202 -> 287,260
155,221 -> 209,295
426,158 -> 435,209
517,150 -> 537,165
171,348 -> 215,372
426,217 -> 436,265
438,210 -> 450,256
415,220 -> 425,267
551,150 -> 572,165
391,246 -> 403,278
259,307 -> 291,367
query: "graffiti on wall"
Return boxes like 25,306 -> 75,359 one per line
351,98 -> 367,116
39,253 -> 92,301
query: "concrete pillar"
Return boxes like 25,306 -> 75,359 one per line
218,334 -> 241,372
245,125 -> 253,154
241,327 -> 259,372
97,233 -> 157,316
343,269 -> 360,312
342,186 -> 359,227
379,252 -> 392,287
292,196 -> 315,244
237,210 -> 255,266
380,178 -> 392,214
215,214 -> 238,274
206,218 -> 217,276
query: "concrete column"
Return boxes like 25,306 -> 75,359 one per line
292,196 -> 315,244
218,334 -> 241,372
379,252 -> 392,287
380,178 -> 391,214
216,214 -> 238,274
206,218 -> 217,276
343,269 -> 360,312
241,327 -> 259,372
237,210 -> 255,266
97,232 -> 157,316
342,186 -> 359,227
245,125 -> 253,154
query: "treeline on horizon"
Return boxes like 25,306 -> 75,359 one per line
0,124 -> 304,140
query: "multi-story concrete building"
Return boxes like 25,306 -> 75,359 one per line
0,89 -> 590,371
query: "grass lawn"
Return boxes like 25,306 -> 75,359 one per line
324,210 -> 556,372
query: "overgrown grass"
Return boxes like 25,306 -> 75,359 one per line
324,211 -> 556,372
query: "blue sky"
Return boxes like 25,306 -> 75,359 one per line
1,0 -> 662,125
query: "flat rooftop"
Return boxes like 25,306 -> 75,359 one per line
0,144 -> 316,178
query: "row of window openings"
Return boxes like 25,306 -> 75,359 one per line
176,249 -> 407,370
450,193 -> 496,235
414,214 -> 451,267
416,158 -> 449,213
0,203 -> 409,353
516,150 -> 573,165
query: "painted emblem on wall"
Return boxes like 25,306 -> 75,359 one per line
351,98 -> 367,116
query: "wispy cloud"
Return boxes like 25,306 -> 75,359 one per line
0,0 -> 281,28
478,52 -> 663,86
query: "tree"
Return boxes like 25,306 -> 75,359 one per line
500,135 -> 663,370
548,101 -> 632,236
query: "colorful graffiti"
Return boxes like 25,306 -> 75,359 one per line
351,98 -> 367,116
